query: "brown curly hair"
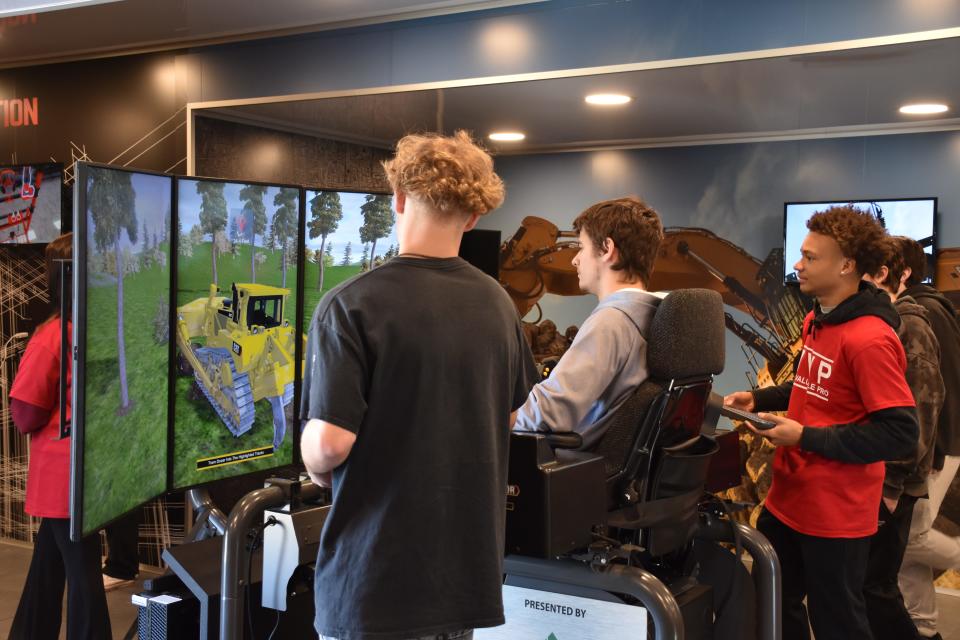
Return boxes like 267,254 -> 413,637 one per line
873,235 -> 907,291
893,235 -> 928,287
573,196 -> 664,285
806,205 -> 887,277
382,130 -> 504,218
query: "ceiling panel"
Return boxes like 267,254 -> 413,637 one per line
0,0 -> 542,67
207,37 -> 960,153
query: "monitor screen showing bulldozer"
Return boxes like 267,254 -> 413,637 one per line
302,189 -> 395,330
72,164 -> 172,538
172,178 -> 303,490
784,198 -> 937,284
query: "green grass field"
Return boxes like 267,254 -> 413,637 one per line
81,240 -> 366,519
301,261 -> 363,329
172,241 -> 298,489
82,245 -> 170,536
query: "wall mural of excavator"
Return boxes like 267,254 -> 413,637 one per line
499,214 -> 960,589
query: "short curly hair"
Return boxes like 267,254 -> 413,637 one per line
806,205 -> 887,277
573,196 -> 664,285
873,235 -> 907,291
382,130 -> 504,218
893,235 -> 928,287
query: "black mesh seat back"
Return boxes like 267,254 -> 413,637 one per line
647,288 -> 725,380
594,380 -> 664,477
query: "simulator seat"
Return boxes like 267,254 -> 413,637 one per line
504,288 -> 781,640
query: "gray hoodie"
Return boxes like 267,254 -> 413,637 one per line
513,289 -> 659,450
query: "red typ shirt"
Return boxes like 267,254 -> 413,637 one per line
765,313 -> 915,538
9,318 -> 71,519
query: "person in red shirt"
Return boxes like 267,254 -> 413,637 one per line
725,206 -> 918,640
8,233 -> 112,640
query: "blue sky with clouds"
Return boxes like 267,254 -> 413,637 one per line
178,179 -> 299,248
304,190 -> 398,264
86,169 -> 171,255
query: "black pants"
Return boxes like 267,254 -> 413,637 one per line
103,509 -> 140,579
9,518 -> 112,640
864,494 -> 919,640
757,508 -> 873,640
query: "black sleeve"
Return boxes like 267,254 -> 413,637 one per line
798,406 -> 919,464
300,302 -> 369,434
751,381 -> 793,412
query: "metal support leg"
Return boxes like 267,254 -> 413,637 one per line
185,488 -> 228,542
220,485 -> 285,640
220,479 -> 323,640
504,555 -> 685,640
696,516 -> 781,640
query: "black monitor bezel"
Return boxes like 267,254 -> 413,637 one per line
171,174 -> 306,493
71,161 -> 175,541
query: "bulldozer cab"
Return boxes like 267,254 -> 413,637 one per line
231,283 -> 289,331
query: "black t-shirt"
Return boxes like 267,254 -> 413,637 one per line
302,256 -> 538,640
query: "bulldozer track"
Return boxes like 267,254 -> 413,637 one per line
193,347 -> 255,437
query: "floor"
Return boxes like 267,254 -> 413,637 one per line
0,539 -> 958,639
0,540 -> 147,640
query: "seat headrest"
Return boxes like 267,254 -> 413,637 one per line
648,288 -> 725,379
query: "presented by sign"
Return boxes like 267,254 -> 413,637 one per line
475,585 -> 647,639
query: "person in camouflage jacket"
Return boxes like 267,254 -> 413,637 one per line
862,237 -> 945,640
895,236 -> 960,640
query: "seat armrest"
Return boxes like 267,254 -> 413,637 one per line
544,432 -> 582,450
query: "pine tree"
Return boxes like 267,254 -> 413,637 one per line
360,244 -> 370,271
239,185 -> 267,282
341,241 -> 353,266
196,181 -> 228,286
229,216 -> 240,244
271,188 -> 298,288
309,191 -> 343,290
360,194 -> 394,270
88,169 -> 138,415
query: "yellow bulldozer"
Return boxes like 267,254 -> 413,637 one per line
176,283 -> 300,449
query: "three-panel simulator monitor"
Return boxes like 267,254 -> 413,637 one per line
67,163 -> 399,539
69,164 -> 400,539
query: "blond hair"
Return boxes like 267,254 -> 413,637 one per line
382,130 -> 504,218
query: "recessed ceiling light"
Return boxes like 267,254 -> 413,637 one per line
899,103 -> 949,115
585,93 -> 632,106
489,132 -> 525,142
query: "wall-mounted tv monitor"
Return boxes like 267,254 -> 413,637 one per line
302,190 -> 395,329
784,198 -> 937,284
172,178 -> 303,490
459,229 -> 502,280
71,163 -> 172,539
1,163 -> 63,244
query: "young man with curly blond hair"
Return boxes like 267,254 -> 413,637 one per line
724,206 -> 919,640
513,196 -> 664,449
300,130 -> 538,640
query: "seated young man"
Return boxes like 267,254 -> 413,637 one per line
513,196 -> 664,449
